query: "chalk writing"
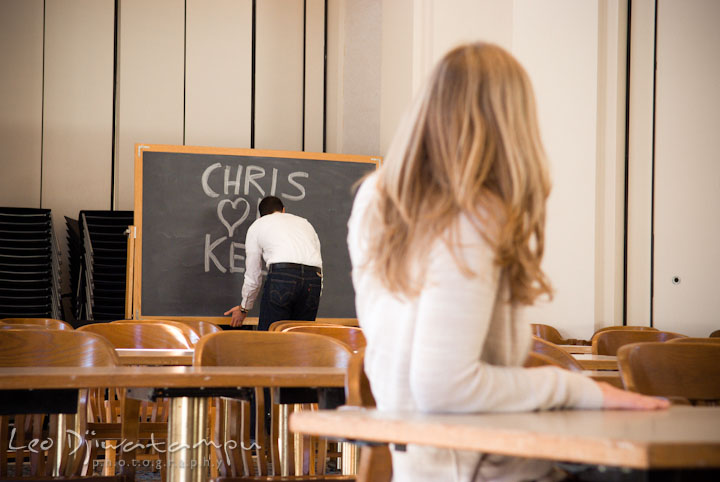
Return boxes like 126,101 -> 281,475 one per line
201,162 -> 309,274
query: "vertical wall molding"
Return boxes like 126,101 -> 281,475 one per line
625,0 -> 656,324
594,0 -> 628,330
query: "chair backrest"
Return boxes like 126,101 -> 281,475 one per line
592,325 -> 658,337
345,348 -> 376,407
78,322 -> 192,349
315,318 -> 360,327
0,330 -> 119,478
195,331 -> 352,367
194,331 -> 352,478
523,351 -> 565,369
710,329 -> 720,338
617,342 -> 720,403
0,329 -> 119,367
268,320 -> 339,332
530,324 -> 566,344
529,336 -> 584,372
174,319 -> 223,337
110,319 -> 200,345
0,318 -> 73,330
592,329 -> 686,355
283,325 -> 366,352
0,324 -> 51,330
667,337 -> 720,344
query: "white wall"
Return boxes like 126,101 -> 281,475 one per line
380,0 -> 626,339
0,0 -> 331,258
185,0 -> 252,149
2,0 -> 687,338
513,1 -> 600,338
116,0 -> 185,211
0,0 -> 43,208
652,0 -> 720,337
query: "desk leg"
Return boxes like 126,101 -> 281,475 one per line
49,414 -> 69,477
341,442 -> 358,475
278,404 -> 290,476
120,397 -> 140,479
168,397 -> 209,482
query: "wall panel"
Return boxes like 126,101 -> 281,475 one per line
626,0 -> 655,324
116,0 -> 185,210
342,0 -> 381,156
304,0 -> 325,153
653,0 -> 720,337
513,0 -> 599,339
185,0 -> 252,148
255,0 -> 304,150
0,0 -> 43,207
42,0 -> 114,224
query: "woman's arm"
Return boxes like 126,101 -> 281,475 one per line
408,220 -> 602,413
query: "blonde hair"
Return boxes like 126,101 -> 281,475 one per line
364,42 -> 552,305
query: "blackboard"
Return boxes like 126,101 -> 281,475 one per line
133,145 -> 378,321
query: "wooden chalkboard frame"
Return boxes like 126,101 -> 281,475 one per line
131,143 -> 379,325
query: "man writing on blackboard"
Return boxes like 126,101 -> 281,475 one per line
225,196 -> 323,330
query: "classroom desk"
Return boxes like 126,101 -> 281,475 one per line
584,370 -> 623,388
290,405 -> 720,470
560,344 -> 592,354
0,366 -> 345,481
115,348 -> 194,366
573,354 -> 618,370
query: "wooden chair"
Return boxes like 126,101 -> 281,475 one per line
0,324 -> 52,330
194,331 -> 353,480
523,351 -> 565,369
269,321 -> 344,332
78,322 -> 192,349
528,336 -> 584,372
0,318 -> 73,330
344,349 -> 391,482
78,322 -> 190,476
174,319 -> 223,337
110,319 -> 201,345
667,337 -> 720,344
283,326 -> 366,353
617,342 -> 720,405
530,323 -> 589,346
710,329 -> 720,338
0,329 -> 121,479
591,329 -> 686,355
592,325 -> 658,337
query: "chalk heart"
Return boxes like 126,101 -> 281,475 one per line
217,197 -> 250,237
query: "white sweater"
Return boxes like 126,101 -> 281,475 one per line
347,175 -> 603,482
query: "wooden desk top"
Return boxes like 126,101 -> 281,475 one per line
584,370 -> 623,388
573,354 -> 618,370
559,345 -> 592,354
0,366 -> 345,390
290,406 -> 720,469
115,348 -> 194,366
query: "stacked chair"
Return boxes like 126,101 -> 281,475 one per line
0,207 -> 62,320
65,216 -> 83,318
73,210 -> 133,321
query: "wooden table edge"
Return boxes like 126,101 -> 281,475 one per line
289,409 -> 720,470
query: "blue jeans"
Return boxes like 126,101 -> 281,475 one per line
258,264 -> 322,331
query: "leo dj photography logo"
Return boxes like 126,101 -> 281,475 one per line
8,428 -> 258,467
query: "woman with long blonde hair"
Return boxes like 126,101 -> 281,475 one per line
347,43 -> 667,481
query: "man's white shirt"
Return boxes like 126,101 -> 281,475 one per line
240,212 -> 322,310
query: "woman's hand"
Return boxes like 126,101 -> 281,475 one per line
597,382 -> 670,410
